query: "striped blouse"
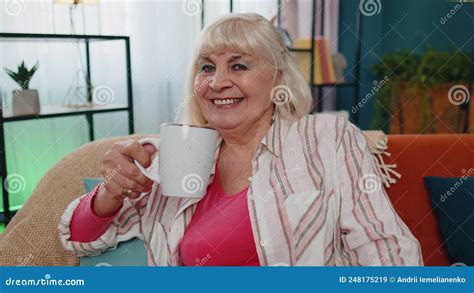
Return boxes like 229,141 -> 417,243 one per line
58,113 -> 423,266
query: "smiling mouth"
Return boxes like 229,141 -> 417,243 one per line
211,98 -> 244,105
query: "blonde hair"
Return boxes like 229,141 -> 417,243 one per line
183,12 -> 312,126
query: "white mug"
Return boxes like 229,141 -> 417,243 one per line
134,123 -> 218,199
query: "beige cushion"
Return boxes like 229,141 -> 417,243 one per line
0,134 -> 147,266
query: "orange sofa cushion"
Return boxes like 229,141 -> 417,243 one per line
384,134 -> 473,266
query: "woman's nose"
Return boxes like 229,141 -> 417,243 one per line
209,69 -> 233,92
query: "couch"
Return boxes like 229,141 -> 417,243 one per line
0,133 -> 472,266
382,134 -> 473,266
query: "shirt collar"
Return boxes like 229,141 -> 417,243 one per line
261,114 -> 289,158
211,114 -> 290,176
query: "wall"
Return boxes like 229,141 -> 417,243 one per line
338,0 -> 473,129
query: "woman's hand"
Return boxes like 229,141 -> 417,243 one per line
93,139 -> 157,217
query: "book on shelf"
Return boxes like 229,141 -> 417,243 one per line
293,37 -> 337,85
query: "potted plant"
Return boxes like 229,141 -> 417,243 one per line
371,47 -> 472,134
4,61 -> 40,116
371,50 -> 420,134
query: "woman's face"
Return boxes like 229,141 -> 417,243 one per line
194,50 -> 277,132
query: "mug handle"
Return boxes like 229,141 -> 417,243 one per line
134,137 -> 161,183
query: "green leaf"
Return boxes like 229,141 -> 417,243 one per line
370,46 -> 470,132
3,60 -> 39,89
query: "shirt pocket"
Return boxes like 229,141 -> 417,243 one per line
284,190 -> 321,232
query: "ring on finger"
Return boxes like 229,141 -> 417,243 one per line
121,188 -> 133,198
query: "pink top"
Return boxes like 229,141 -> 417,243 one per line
69,166 -> 260,266
69,183 -> 122,242
179,165 -> 260,266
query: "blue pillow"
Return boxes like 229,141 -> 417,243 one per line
82,178 -> 104,195
79,178 -> 148,266
424,176 -> 474,266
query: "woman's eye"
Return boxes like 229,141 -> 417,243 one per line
232,64 -> 248,71
200,64 -> 215,73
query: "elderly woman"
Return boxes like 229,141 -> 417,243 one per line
59,13 -> 422,266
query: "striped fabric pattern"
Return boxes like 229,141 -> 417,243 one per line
58,114 -> 423,266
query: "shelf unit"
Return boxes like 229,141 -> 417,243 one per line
0,33 -> 134,225
281,0 -> 363,124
